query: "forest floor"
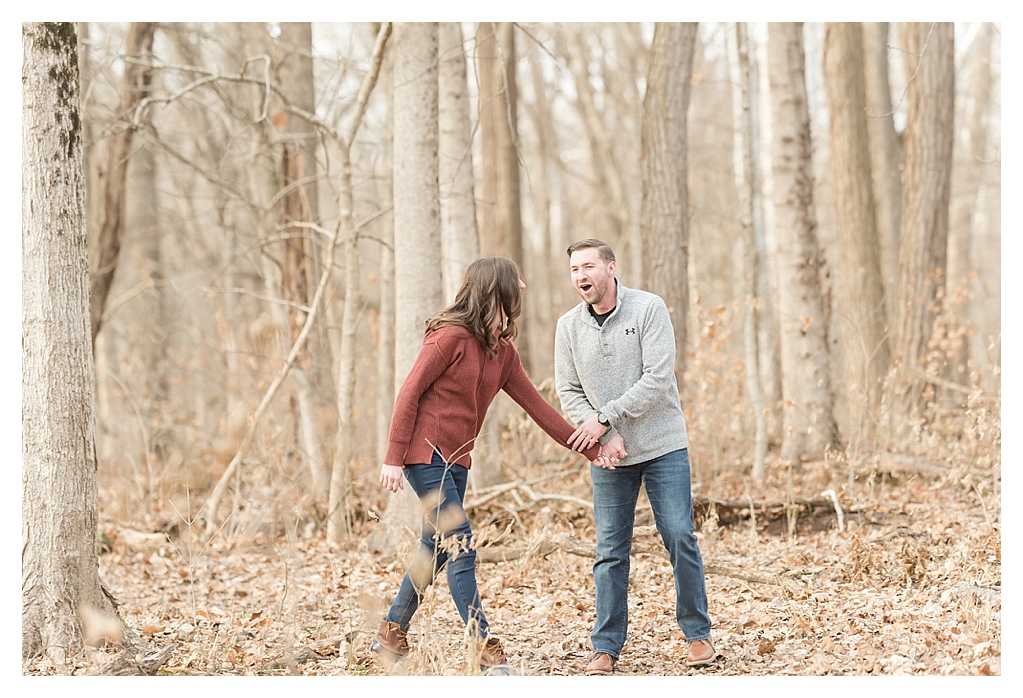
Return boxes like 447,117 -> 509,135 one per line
24,450 -> 1001,680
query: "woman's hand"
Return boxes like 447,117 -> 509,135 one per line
594,434 -> 626,470
380,464 -> 405,492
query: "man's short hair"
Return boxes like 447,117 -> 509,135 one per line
567,239 -> 616,264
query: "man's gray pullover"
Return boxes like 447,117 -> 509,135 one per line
554,281 -> 689,467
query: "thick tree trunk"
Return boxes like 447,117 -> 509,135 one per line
862,22 -> 903,319
888,22 -> 955,428
22,22 -> 123,668
728,22 -> 769,483
767,22 -> 838,462
824,22 -> 891,453
90,22 -> 157,344
367,22 -> 442,553
640,22 -> 698,382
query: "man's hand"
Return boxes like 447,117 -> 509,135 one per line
568,413 -> 607,451
594,433 -> 626,470
380,464 -> 405,492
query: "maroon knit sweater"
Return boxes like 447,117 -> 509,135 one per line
384,325 -> 600,468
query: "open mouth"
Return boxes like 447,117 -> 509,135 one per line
579,282 -> 593,293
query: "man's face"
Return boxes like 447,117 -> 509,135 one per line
569,248 -> 615,306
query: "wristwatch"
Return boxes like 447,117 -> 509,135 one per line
596,411 -> 609,426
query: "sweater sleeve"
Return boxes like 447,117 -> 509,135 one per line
384,334 -> 453,466
502,343 -> 601,462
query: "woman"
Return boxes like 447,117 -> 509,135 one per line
372,257 -> 615,675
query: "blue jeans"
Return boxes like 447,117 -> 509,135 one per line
384,451 -> 490,638
589,448 -> 711,657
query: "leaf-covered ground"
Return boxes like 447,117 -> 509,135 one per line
24,455 -> 1000,678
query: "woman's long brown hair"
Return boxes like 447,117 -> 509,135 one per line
425,257 -> 522,359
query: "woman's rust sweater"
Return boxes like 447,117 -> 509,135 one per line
384,325 -> 600,468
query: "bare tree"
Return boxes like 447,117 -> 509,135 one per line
862,22 -> 903,317
325,23 -> 394,545
367,22 -> 442,552
275,22 -> 332,497
728,22 -> 770,482
640,22 -> 698,381
888,22 -> 955,427
824,22 -> 891,453
948,23 -> 995,390
475,22 -> 528,371
767,22 -> 838,462
90,22 -> 157,343
23,22 -> 127,668
438,21 -> 480,303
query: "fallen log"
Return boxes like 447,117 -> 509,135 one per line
475,530 -> 804,590
467,480 -> 846,531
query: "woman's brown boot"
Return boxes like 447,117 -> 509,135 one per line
370,620 -> 410,660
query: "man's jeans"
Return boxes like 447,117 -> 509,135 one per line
384,451 -> 490,638
589,447 -> 711,657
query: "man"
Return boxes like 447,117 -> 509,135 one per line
555,239 -> 715,675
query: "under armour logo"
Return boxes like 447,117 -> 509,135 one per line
624,328 -> 636,335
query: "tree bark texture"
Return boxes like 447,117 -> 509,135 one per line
890,22 -> 955,425
861,22 -> 903,319
276,22 -> 330,497
327,23 -> 393,545
640,22 -> 698,382
89,22 -> 157,344
824,22 -> 891,452
566,26 -> 626,249
22,22 -> 122,667
438,21 -> 481,304
475,22 -> 528,372
728,22 -> 769,482
947,23 -> 994,389
368,22 -> 443,553
767,22 -> 838,461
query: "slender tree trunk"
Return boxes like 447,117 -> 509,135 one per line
367,22 -> 442,553
565,26 -> 626,249
23,22 -> 125,668
325,23 -> 393,545
947,23 -> 993,390
824,22 -> 891,453
90,22 -> 157,344
475,22 -> 528,372
523,44 -> 558,384
862,22 -> 903,320
888,22 -> 955,428
728,22 -> 769,483
276,22 -> 330,498
640,22 -> 698,382
767,22 -> 838,462
438,21 -> 481,304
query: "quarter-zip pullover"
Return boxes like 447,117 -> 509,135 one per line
385,325 -> 601,468
554,281 -> 689,467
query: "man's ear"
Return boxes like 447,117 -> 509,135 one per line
608,260 -> 617,277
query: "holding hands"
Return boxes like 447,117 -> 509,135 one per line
594,433 -> 626,470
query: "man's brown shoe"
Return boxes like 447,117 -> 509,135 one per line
685,639 -> 716,666
585,652 -> 616,675
370,620 -> 410,660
